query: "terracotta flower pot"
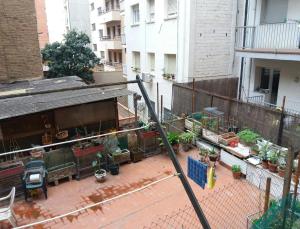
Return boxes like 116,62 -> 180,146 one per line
182,144 -> 190,152
209,155 -> 218,162
232,171 -> 241,179
262,160 -> 269,169
268,162 -> 278,173
172,144 -> 179,153
278,167 -> 285,178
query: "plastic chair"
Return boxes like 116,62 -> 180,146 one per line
0,187 -> 17,227
22,160 -> 48,201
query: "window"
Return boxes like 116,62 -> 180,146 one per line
260,0 -> 288,24
100,51 -> 105,59
147,53 -> 155,72
260,68 -> 270,90
132,51 -> 140,70
132,4 -> 140,24
116,0 -> 120,9
93,44 -> 97,51
167,0 -> 177,17
92,23 -> 96,31
105,0 -> 110,11
147,0 -> 155,22
164,54 -> 176,74
99,29 -> 103,38
97,7 -> 102,15
119,53 -> 122,63
90,3 -> 95,11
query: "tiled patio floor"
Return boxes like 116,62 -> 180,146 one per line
0,149 -> 262,229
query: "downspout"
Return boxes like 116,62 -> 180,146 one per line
238,0 -> 249,100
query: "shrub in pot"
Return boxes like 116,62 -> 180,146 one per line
179,132 -> 195,152
257,140 -> 272,169
208,148 -> 218,162
158,132 -> 180,153
268,150 -> 280,173
199,148 -> 208,164
278,162 -> 286,178
237,129 -> 260,146
232,165 -> 241,179
92,153 -> 107,182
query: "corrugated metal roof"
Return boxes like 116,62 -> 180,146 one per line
0,87 -> 133,120
0,76 -> 86,97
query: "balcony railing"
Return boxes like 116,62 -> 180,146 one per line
121,34 -> 126,45
98,8 -> 120,16
100,35 -> 121,41
235,23 -> 300,50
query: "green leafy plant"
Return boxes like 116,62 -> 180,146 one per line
42,30 -> 100,82
92,153 -> 103,171
257,140 -> 272,161
208,148 -> 217,156
179,132 -> 195,144
268,150 -> 280,164
231,165 -> 241,173
237,129 -> 260,145
158,132 -> 179,146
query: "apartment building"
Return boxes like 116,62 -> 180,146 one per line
0,0 -> 43,83
123,0 -> 235,119
235,0 -> 300,112
35,0 -> 49,49
89,0 -> 123,71
45,0 -> 91,43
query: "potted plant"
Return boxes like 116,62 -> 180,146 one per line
159,132 -> 180,153
92,153 -> 107,182
109,163 -> 119,175
268,150 -> 280,173
232,165 -> 241,179
278,160 -> 286,178
208,148 -> 218,162
257,140 -> 272,169
237,129 -> 260,146
199,148 -> 208,164
179,132 -> 195,152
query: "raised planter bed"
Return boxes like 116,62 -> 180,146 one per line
72,144 -> 104,157
47,162 -> 76,185
111,149 -> 131,164
0,161 -> 24,179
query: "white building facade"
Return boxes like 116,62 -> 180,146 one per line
46,0 -> 91,43
234,0 -> 300,112
123,0 -> 236,119
89,0 -> 123,71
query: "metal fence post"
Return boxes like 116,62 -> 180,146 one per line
277,96 -> 286,146
136,75 -> 211,229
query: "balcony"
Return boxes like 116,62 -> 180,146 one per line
98,8 -> 121,24
99,36 -> 122,49
235,23 -> 300,60
103,61 -> 122,71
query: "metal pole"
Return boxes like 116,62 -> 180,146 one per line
136,75 -> 211,229
157,82 -> 159,120
192,78 -> 195,113
161,95 -> 163,123
277,96 -> 286,145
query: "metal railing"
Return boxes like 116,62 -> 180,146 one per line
100,35 -> 121,41
246,95 -> 279,110
121,34 -> 126,45
235,23 -> 300,49
98,8 -> 120,16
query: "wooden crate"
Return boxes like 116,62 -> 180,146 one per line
47,162 -> 76,185
218,132 -> 239,146
112,149 -> 131,164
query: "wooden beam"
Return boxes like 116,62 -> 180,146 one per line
264,177 -> 271,213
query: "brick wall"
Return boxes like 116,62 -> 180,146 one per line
35,0 -> 49,49
0,0 -> 43,83
192,0 -> 235,78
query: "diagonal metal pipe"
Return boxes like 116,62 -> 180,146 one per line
136,75 -> 211,229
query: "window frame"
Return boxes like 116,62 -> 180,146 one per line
131,4 -> 140,25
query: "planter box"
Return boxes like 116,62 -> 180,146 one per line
72,144 -> 104,157
218,132 -> 239,146
112,149 -> 131,164
185,119 -> 202,135
130,150 -> 143,162
0,161 -> 24,179
140,131 -> 159,139
47,162 -> 76,184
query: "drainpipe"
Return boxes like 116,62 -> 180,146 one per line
238,0 -> 249,100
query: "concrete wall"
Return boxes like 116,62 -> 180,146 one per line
0,0 -> 43,83
68,0 -> 92,38
93,71 -> 126,85
35,0 -> 49,49
189,0 -> 236,79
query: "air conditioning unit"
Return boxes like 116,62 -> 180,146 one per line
141,72 -> 153,83
137,102 -> 146,111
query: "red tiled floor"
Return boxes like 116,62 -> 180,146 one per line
1,149 -> 263,228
